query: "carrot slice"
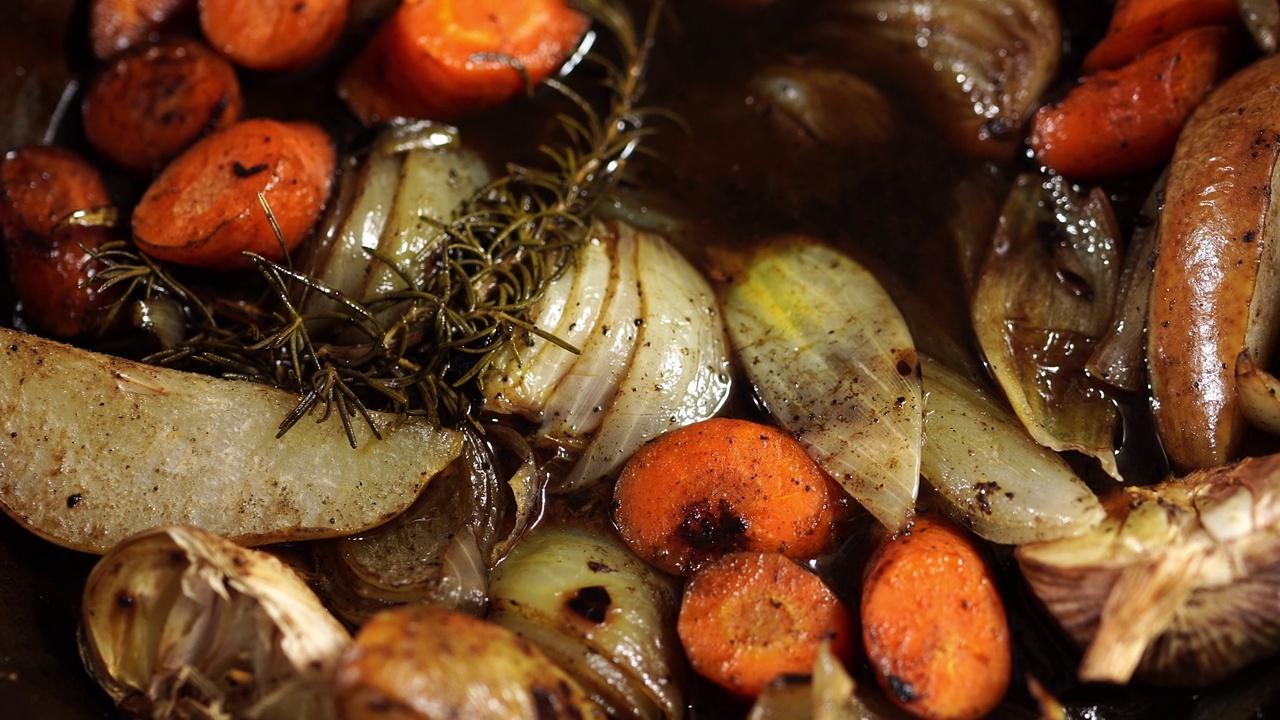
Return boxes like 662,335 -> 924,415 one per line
199,0 -> 350,71
131,119 -> 335,270
678,551 -> 854,698
89,0 -> 196,60
338,0 -> 591,124
0,147 -> 118,337
1029,24 -> 1234,181
1082,0 -> 1240,73
82,39 -> 242,175
612,417 -> 844,577
861,516 -> 1011,720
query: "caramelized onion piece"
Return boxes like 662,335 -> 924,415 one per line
816,0 -> 1061,162
973,173 -> 1123,479
80,525 -> 350,720
1017,453 -> 1280,685
723,237 -> 922,530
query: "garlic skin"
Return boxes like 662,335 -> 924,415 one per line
1017,453 -> 1280,686
80,525 -> 351,720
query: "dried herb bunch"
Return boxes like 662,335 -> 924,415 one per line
89,1 -> 665,446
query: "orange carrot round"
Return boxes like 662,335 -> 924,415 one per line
338,0 -> 591,124
1082,0 -> 1240,73
677,551 -> 854,698
82,38 -> 242,175
861,515 -> 1011,720
131,118 -> 335,270
199,0 -> 350,71
0,146 -> 111,241
8,226 -> 118,338
89,0 -> 196,60
1029,24 -> 1235,180
612,417 -> 843,577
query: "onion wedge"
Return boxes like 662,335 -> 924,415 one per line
722,237 -> 922,531
0,327 -> 462,554
920,355 -> 1104,544
560,227 -> 731,490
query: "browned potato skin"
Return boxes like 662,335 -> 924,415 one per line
335,606 -> 607,720
1148,53 -> 1280,471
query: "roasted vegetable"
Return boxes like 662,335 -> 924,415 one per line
0,327 -> 462,554
80,525 -> 351,719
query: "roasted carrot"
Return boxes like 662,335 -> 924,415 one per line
677,551 -> 855,698
82,39 -> 242,175
199,0 -> 350,72
1029,24 -> 1234,181
338,0 -> 591,124
1082,0 -> 1240,73
89,0 -> 196,60
131,118 -> 335,270
611,417 -> 843,577
861,515 -> 1011,720
0,147 -> 118,337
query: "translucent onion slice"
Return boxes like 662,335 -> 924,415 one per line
920,355 -> 1104,544
484,231 -> 612,419
560,227 -> 731,491
973,173 -> 1123,480
722,237 -> 922,530
747,643 -> 900,720
489,525 -> 684,720
539,221 -> 642,456
816,0 -> 1061,161
1017,452 -> 1280,685
0,327 -> 463,554
80,525 -> 351,720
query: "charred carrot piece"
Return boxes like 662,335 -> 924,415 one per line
861,515 -> 1011,720
200,0 -> 350,72
612,417 -> 844,577
677,551 -> 855,698
1030,24 -> 1234,181
1082,0 -> 1240,73
131,119 -> 335,270
89,0 -> 195,60
338,0 -> 591,124
82,39 -> 242,175
0,147 -> 119,337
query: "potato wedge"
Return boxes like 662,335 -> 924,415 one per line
0,327 -> 462,554
1148,54 -> 1280,470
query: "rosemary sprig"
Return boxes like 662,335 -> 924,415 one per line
88,0 -> 665,446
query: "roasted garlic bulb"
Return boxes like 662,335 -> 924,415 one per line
80,525 -> 351,719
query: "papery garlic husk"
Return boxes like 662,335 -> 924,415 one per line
973,173 -> 1123,480
334,605 -> 607,720
1017,452 -> 1280,686
920,355 -> 1104,545
815,0 -> 1061,162
0,327 -> 463,554
80,525 -> 351,720
722,236 -> 922,531
489,525 -> 685,720
313,425 -> 545,623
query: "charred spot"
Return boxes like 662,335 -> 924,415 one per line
567,585 -> 612,624
66,493 -> 82,508
1054,268 -> 1094,300
531,685 -> 583,720
974,481 -> 1000,516
232,161 -> 269,178
677,498 -> 748,555
587,561 -> 614,574
116,592 -> 135,610
888,675 -> 918,702
1244,230 -> 1256,243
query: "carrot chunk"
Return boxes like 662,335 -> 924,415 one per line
1082,0 -> 1240,73
1029,24 -> 1234,181
861,516 -> 1011,720
131,118 -> 335,270
612,417 -> 843,577
678,551 -> 855,698
199,0 -> 350,71
89,0 -> 195,60
338,0 -> 591,124
82,38 -> 242,175
0,147 -> 118,337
